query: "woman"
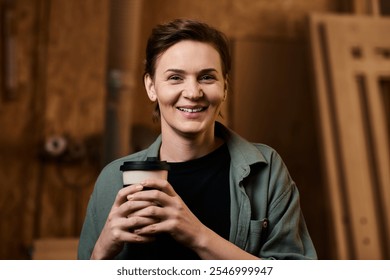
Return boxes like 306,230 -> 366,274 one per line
78,19 -> 317,260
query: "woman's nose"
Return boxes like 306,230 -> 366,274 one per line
182,79 -> 203,99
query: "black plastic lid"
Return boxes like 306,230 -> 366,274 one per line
120,157 -> 170,171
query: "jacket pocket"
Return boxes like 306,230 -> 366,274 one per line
245,218 -> 269,255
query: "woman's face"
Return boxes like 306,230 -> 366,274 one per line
145,40 -> 226,139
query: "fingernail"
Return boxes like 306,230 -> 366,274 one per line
127,195 -> 133,200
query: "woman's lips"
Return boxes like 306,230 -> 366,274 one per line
177,107 -> 207,113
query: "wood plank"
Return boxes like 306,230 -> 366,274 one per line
32,238 -> 79,260
308,14 -> 352,259
308,13 -> 390,259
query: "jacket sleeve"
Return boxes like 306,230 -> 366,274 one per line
76,150 -> 152,260
259,151 -> 317,260
77,189 -> 99,259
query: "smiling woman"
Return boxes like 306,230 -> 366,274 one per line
77,19 -> 317,260
144,40 -> 226,154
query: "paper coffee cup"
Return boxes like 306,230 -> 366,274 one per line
119,157 -> 170,186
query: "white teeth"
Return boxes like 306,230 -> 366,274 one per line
178,107 -> 204,113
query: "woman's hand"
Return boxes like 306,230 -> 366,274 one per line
126,178 -> 205,250
92,178 -> 259,260
127,178 -> 260,260
90,184 -> 158,260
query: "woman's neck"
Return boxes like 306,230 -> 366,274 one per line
159,128 -> 223,162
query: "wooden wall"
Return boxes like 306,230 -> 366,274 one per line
0,0 -> 109,259
0,0 -> 368,260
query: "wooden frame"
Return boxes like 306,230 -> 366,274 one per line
308,13 -> 390,259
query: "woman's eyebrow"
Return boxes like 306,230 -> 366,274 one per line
164,68 -> 185,74
199,68 -> 218,74
164,68 -> 218,74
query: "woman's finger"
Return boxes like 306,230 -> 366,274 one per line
123,215 -> 160,231
127,188 -> 175,208
120,200 -> 157,216
112,184 -> 144,208
139,178 -> 177,196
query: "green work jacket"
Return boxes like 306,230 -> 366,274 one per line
78,122 -> 317,260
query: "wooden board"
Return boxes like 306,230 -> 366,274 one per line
32,238 -> 79,260
308,13 -> 390,259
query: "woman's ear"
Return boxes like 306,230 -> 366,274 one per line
223,77 -> 229,101
144,74 -> 157,102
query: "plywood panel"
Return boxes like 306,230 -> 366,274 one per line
308,13 -> 390,259
0,0 -> 44,260
38,0 -> 109,238
0,0 -> 109,259
32,238 -> 79,260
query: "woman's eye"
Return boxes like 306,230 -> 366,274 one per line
200,75 -> 215,81
168,75 -> 182,81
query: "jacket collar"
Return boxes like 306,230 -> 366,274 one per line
144,134 -> 162,158
215,122 -> 267,167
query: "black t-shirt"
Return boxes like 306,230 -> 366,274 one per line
124,143 -> 231,259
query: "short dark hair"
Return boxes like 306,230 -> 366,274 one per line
144,18 -> 231,79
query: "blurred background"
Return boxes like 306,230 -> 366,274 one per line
0,0 -> 389,260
